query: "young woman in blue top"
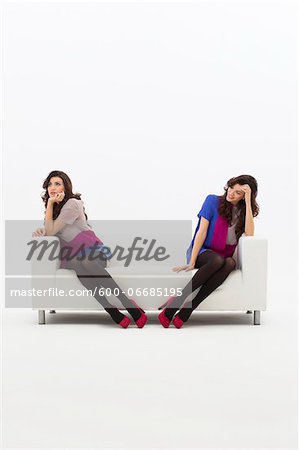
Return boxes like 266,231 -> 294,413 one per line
158,174 -> 259,328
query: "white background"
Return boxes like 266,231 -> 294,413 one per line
3,1 -> 297,278
2,1 -> 298,448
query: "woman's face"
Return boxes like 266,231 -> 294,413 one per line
47,177 -> 65,198
226,184 -> 245,205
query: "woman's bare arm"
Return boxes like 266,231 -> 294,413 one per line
173,217 -> 209,272
44,193 -> 67,236
244,199 -> 254,236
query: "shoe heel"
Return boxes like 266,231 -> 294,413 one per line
135,313 -> 148,328
119,316 -> 131,328
173,314 -> 184,329
158,310 -> 171,328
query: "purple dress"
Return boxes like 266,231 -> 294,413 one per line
52,198 -> 110,268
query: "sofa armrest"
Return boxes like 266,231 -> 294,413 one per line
30,236 -> 61,276
237,236 -> 268,308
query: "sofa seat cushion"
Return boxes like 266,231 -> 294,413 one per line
52,267 -> 243,310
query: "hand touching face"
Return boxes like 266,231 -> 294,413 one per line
49,192 -> 65,204
240,184 -> 252,203
47,176 -> 65,204
226,183 -> 251,204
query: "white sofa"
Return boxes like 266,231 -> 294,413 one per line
31,236 -> 268,325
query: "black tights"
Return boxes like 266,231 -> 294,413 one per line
66,256 -> 142,324
165,250 -> 236,322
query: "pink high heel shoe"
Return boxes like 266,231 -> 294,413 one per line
157,296 -> 178,328
130,299 -> 148,328
172,314 -> 184,329
118,316 -> 131,328
158,309 -> 171,328
157,296 -> 177,328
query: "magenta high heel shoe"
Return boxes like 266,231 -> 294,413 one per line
135,313 -> 148,328
157,296 -> 177,328
157,296 -> 178,328
130,299 -> 148,328
118,315 -> 131,328
158,309 -> 171,328
172,314 -> 184,329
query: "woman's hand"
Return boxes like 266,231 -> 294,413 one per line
240,184 -> 251,203
48,192 -> 65,204
32,228 -> 46,237
172,263 -> 195,272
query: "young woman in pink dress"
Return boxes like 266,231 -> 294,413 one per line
32,170 -> 148,329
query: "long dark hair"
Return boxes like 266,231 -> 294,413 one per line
218,174 -> 259,240
41,170 -> 88,221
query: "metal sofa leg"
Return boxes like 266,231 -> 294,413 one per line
38,310 -> 46,324
49,310 -> 56,313
253,310 -> 261,325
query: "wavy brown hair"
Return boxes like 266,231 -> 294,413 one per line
218,174 -> 259,240
41,170 -> 88,221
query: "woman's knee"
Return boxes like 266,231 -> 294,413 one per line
225,257 -> 236,271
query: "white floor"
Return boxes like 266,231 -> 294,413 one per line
2,295 -> 297,449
